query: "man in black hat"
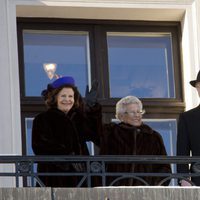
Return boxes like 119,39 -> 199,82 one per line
177,70 -> 200,186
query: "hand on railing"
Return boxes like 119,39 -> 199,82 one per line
180,179 -> 192,186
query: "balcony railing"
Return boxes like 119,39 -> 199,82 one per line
0,155 -> 200,187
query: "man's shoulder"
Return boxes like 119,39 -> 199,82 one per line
181,105 -> 200,118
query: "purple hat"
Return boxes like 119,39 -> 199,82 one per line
190,70 -> 200,87
51,76 -> 75,88
41,76 -> 75,98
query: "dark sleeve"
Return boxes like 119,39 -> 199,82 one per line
177,113 -> 190,173
99,124 -> 113,155
32,114 -> 71,155
76,103 -> 102,146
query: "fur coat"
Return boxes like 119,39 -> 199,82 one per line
32,105 -> 101,187
99,122 -> 171,186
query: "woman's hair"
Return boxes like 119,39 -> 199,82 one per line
115,95 -> 143,121
45,84 -> 83,109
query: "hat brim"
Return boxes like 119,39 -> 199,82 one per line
190,80 -> 197,87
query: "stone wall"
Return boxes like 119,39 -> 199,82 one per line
0,187 -> 200,200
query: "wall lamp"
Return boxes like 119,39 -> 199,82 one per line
43,63 -> 60,80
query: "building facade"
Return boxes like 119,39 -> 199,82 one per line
0,0 -> 200,187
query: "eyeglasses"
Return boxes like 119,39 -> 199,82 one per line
124,110 -> 145,117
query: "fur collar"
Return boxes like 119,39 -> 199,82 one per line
117,122 -> 153,134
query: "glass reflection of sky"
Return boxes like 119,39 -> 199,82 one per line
144,119 -> 177,185
107,35 -> 175,98
23,32 -> 90,97
26,118 -> 34,155
143,119 -> 177,156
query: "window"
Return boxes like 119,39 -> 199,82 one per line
144,119 -> 177,156
107,32 -> 175,98
17,18 -> 183,155
23,30 -> 91,97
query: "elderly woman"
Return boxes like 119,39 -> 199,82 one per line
100,95 -> 171,186
32,76 -> 101,187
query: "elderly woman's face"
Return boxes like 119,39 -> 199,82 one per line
57,87 -> 75,113
122,103 -> 142,127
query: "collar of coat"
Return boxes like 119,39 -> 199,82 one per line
48,107 -> 81,119
118,122 -> 153,135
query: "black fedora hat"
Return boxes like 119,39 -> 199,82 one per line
190,70 -> 200,87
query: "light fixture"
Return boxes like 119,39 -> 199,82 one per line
43,63 -> 60,80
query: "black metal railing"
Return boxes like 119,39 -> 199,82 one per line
0,155 -> 200,187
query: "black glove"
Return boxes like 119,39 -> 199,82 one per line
85,80 -> 99,107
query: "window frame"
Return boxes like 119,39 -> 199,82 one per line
17,18 -> 184,154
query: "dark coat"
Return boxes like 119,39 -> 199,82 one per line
99,122 -> 171,186
32,105 -> 101,187
177,105 -> 200,185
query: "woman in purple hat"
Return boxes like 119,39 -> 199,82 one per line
32,76 -> 101,187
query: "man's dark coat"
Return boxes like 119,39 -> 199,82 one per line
177,105 -> 200,185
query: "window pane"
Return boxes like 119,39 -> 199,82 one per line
25,118 -> 34,155
25,118 -> 37,186
143,119 -> 177,156
107,32 -> 175,98
144,119 -> 177,185
23,30 -> 91,97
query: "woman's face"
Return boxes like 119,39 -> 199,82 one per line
122,103 -> 143,127
56,87 -> 75,113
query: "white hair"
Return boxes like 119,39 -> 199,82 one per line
115,96 -> 143,121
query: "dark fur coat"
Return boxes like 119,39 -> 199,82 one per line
99,122 -> 171,186
32,105 -> 101,187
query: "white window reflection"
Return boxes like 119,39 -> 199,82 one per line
23,30 -> 91,97
107,32 -> 175,98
